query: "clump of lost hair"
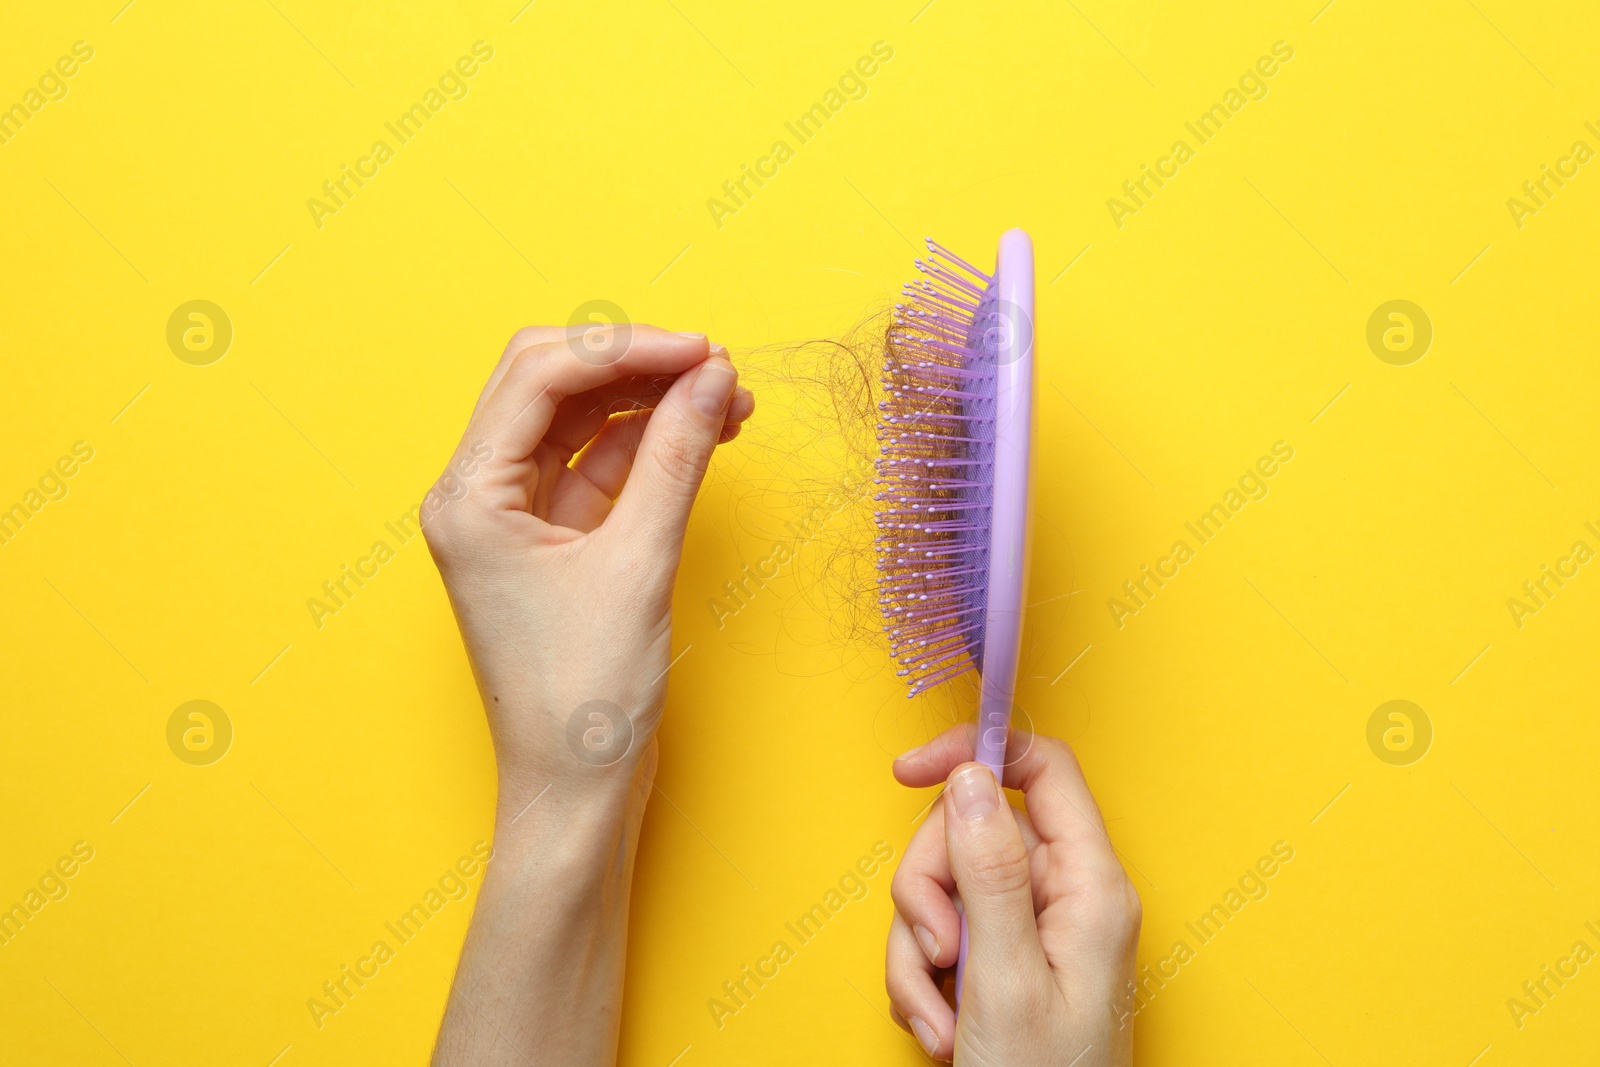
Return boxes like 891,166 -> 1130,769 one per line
714,312 -> 892,653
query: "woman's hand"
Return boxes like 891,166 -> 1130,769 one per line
422,324 -> 753,814
887,727 -> 1142,1065
426,324 -> 752,1067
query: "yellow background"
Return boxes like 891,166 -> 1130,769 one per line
3,0 -> 1598,1063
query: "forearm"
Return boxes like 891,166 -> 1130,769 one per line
433,754 -> 655,1066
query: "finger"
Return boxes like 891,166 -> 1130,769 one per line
486,351 -> 749,474
608,353 -> 738,555
943,763 -> 1049,987
572,385 -> 753,499
891,796 -> 1044,940
998,733 -> 1119,867
898,727 -> 1119,868
467,328 -> 713,474
889,804 -> 961,969
544,470 -> 614,534
554,379 -> 752,459
885,914 -> 954,1060
470,325 -> 708,425
543,375 -> 676,457
716,386 -> 755,444
570,409 -> 653,500
893,724 -> 977,787
469,326 -> 566,422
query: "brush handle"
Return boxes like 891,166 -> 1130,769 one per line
954,228 -> 1035,1010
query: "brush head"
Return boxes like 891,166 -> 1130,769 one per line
873,237 -> 1004,697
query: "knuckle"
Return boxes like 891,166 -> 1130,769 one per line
1117,877 -> 1144,938
650,427 -> 710,485
1037,733 -> 1083,774
1034,733 -> 1070,759
962,841 -> 1032,897
419,493 -> 460,553
509,343 -> 549,377
998,977 -> 1052,1023
888,866 -> 907,904
418,470 -> 481,557
418,488 -> 446,535
1080,869 -> 1142,943
888,869 -> 918,916
506,326 -> 547,354
882,961 -> 919,1015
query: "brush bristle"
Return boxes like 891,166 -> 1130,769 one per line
874,237 -> 1000,697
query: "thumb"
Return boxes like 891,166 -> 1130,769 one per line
944,763 -> 1048,985
610,353 -> 737,554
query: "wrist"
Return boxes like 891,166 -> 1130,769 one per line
483,682 -> 664,803
489,740 -> 658,879
492,770 -> 632,847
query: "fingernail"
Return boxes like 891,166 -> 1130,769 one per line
709,343 -> 729,358
913,923 -> 940,964
674,331 -> 706,340
895,743 -> 923,762
950,766 -> 998,820
909,1016 -> 939,1056
691,358 -> 737,417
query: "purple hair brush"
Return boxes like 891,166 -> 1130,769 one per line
874,229 -> 1036,1006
